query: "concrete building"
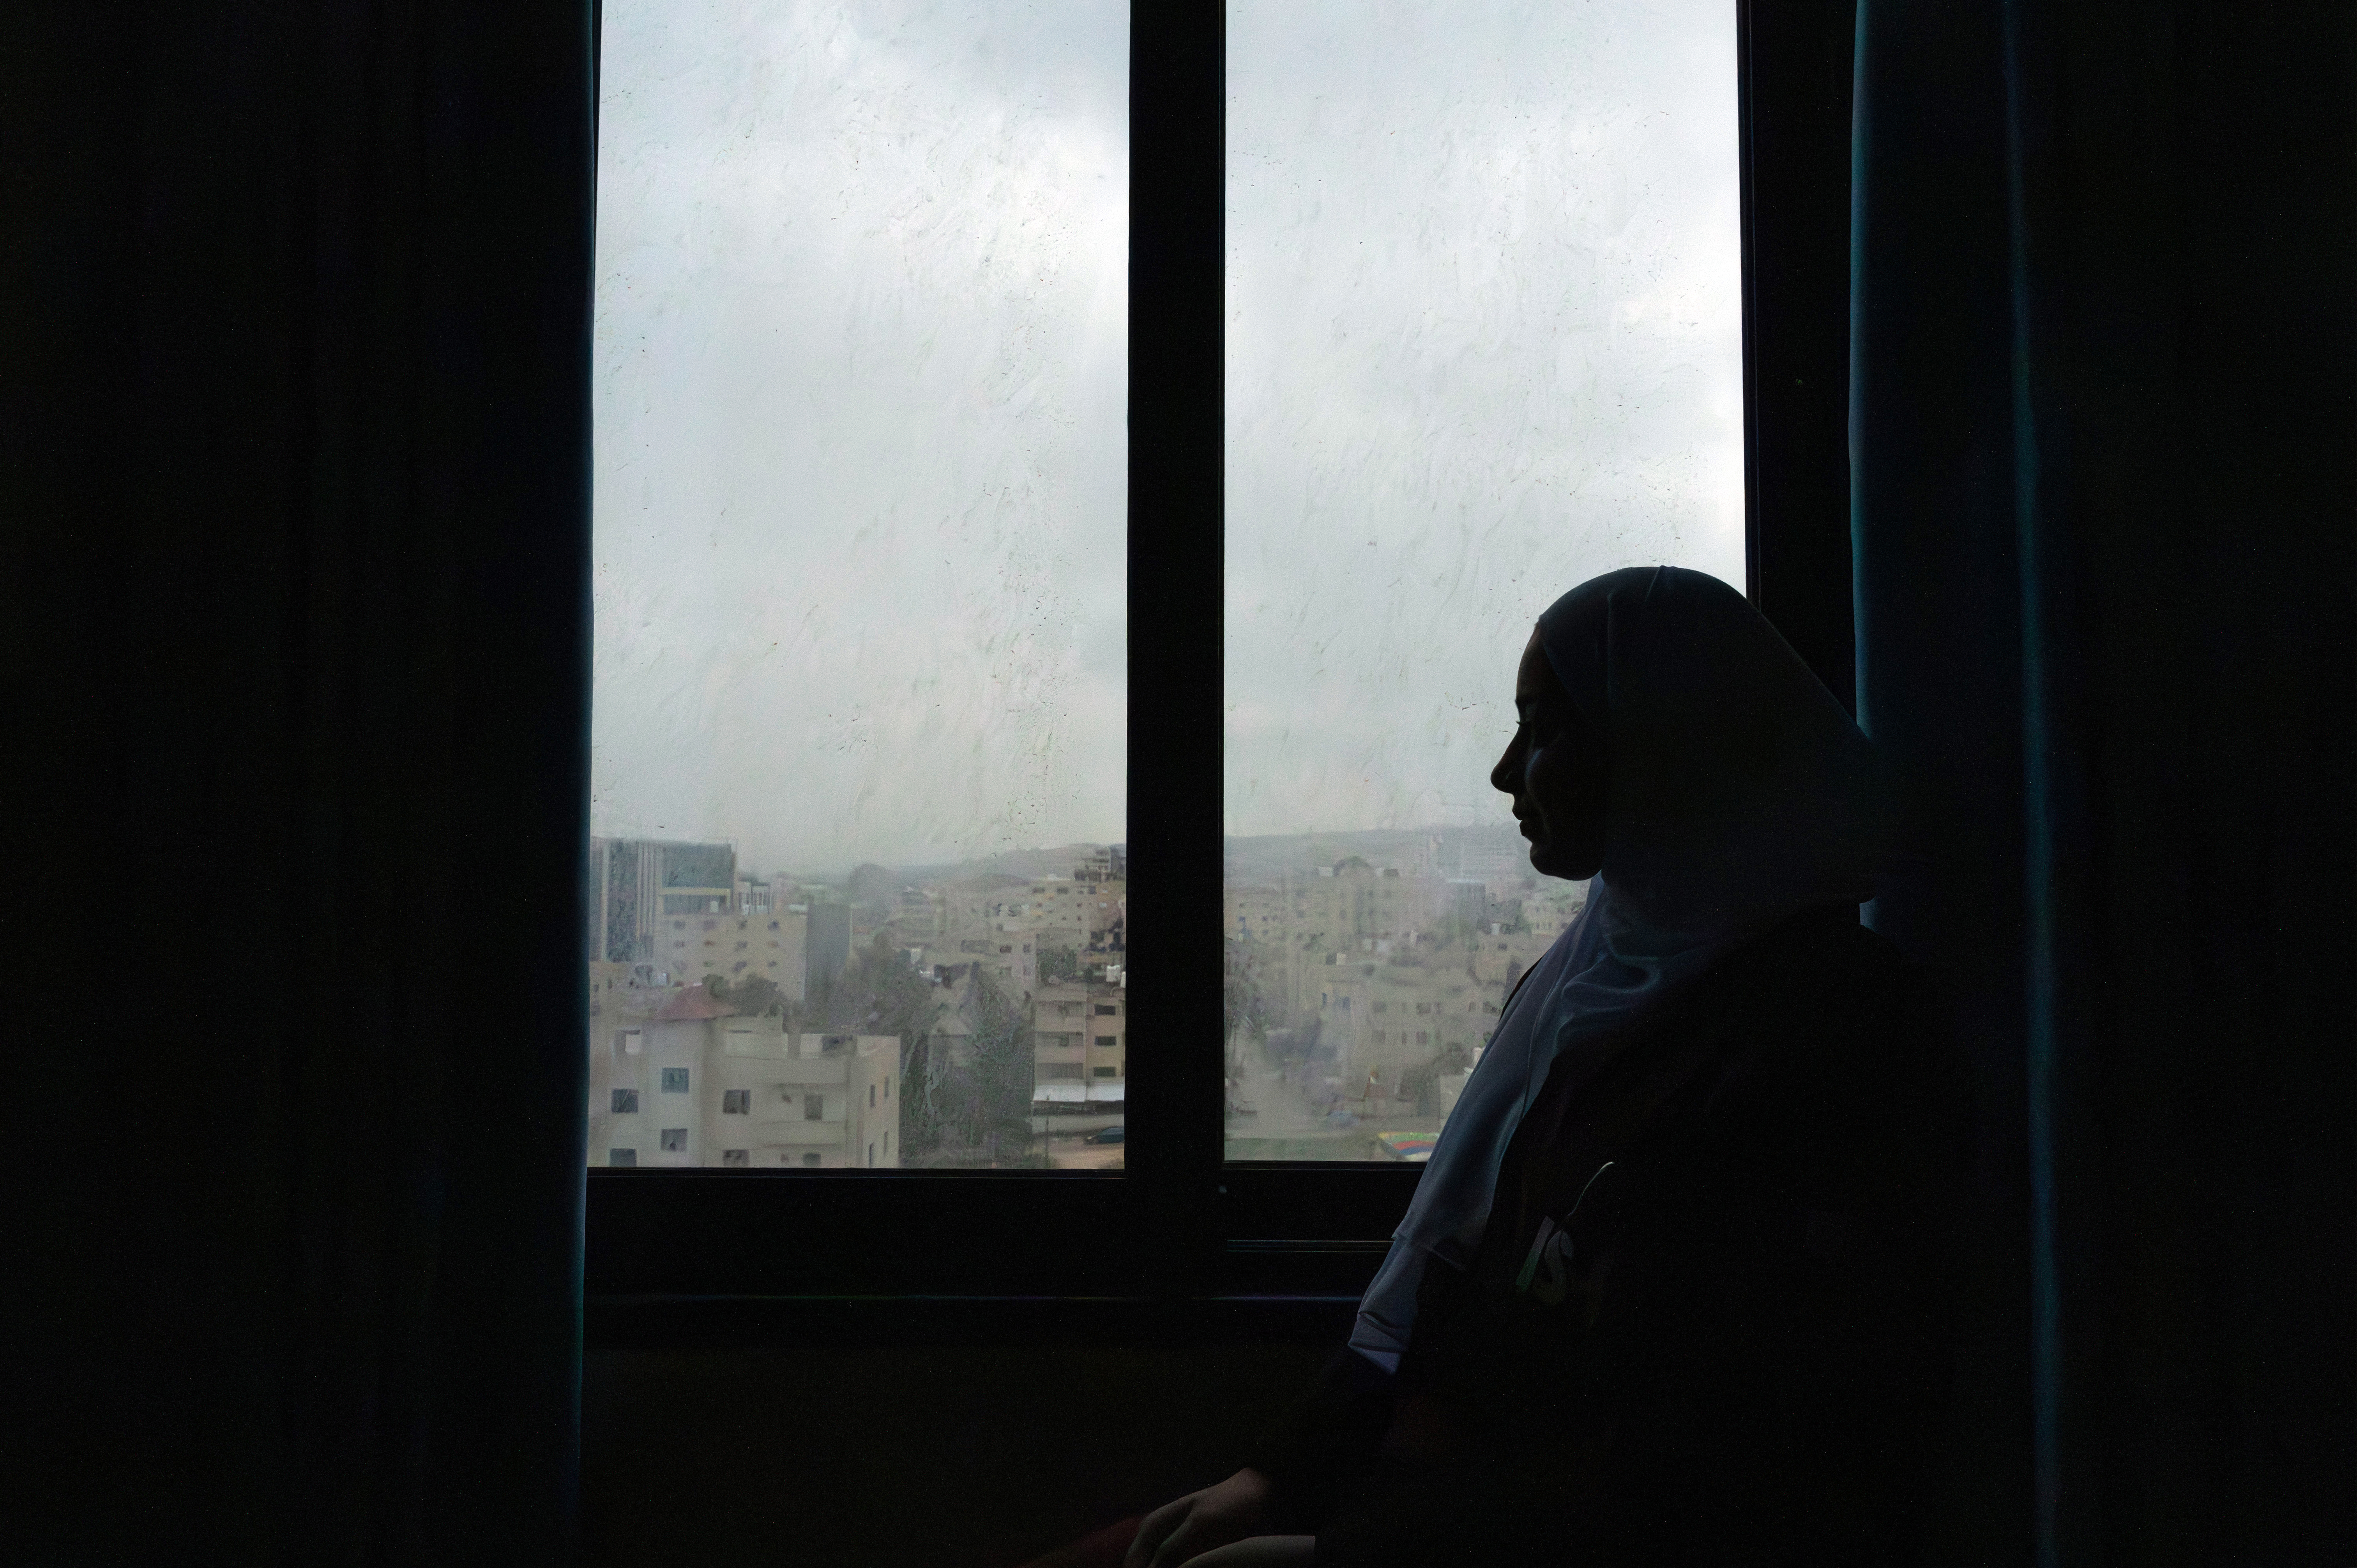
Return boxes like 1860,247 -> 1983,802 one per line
804,901 -> 852,998
656,907 -> 806,995
587,837 -> 737,966
1030,974 -> 1126,1129
588,984 -> 901,1169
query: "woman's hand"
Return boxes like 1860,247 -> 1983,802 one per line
1122,1467 -> 1276,1568
1167,1536 -> 1316,1567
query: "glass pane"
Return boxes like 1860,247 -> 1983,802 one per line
590,0 -> 1129,1172
1224,0 -> 1744,1160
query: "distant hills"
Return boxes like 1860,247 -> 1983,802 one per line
879,825 -> 1530,890
1223,824 -> 1527,884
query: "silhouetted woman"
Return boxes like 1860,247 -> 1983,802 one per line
1034,567 -> 1967,1568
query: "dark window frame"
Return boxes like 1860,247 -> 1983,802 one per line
585,0 -> 1858,1327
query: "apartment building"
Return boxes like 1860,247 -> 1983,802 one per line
1030,975 -> 1126,1123
647,907 -> 807,996
589,985 -> 901,1169
586,837 -> 737,965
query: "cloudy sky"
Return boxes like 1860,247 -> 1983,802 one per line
591,0 -> 1740,874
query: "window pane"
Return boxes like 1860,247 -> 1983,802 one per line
1223,0 -> 1744,1161
589,0 -> 1129,1172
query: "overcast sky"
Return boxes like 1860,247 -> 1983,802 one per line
590,0 -> 1740,874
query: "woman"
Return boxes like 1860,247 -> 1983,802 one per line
1076,567 -> 1965,1568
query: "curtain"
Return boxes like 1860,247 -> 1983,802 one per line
9,4 -> 595,1561
1851,2 -> 2352,1564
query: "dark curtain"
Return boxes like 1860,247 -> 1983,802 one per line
8,5 -> 595,1562
1851,2 -> 2353,1564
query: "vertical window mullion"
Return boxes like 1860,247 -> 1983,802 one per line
1124,0 -> 1227,1298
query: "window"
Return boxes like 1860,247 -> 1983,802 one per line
1223,0 -> 1742,1163
1094,1066 -> 1117,1078
868,1084 -> 876,1108
611,1089 -> 638,1114
1095,1035 -> 1117,1049
722,1089 -> 750,1114
804,1095 -> 824,1122
1095,1004 -> 1118,1016
660,1128 -> 687,1152
660,1067 -> 689,1094
609,1149 -> 636,1168
722,1149 -> 750,1167
585,0 -> 1854,1295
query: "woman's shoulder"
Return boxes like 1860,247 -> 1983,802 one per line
1708,904 -> 1926,1023
1695,909 -> 1965,1148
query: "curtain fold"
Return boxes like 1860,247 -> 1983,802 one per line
11,5 -> 595,1561
1852,2 -> 2353,1564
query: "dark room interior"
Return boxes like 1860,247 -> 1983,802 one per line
10,1 -> 2350,1563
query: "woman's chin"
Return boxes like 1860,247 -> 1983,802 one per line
1527,842 -> 1597,881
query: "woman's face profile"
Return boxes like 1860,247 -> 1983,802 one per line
1491,629 -> 1607,880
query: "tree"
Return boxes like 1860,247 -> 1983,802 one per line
1402,1043 -> 1474,1116
1038,943 -> 1080,984
730,973 -> 786,1017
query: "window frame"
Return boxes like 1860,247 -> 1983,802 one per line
585,0 -> 1858,1325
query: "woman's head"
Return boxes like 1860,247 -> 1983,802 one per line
1493,566 -> 1892,938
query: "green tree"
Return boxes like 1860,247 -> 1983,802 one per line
731,973 -> 786,1017
1038,943 -> 1081,984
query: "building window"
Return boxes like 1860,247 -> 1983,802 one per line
802,1153 -> 822,1167
660,1128 -> 687,1152
1095,1003 -> 1117,1015
1417,1031 -> 1429,1045
661,1067 -> 690,1093
1095,1035 -> 1116,1048
868,1083 -> 876,1107
805,1094 -> 824,1121
867,1142 -> 876,1167
611,1089 -> 639,1114
1094,1066 -> 1116,1078
609,1148 -> 636,1167
721,1149 -> 750,1167
722,1089 -> 751,1114
618,1030 -> 642,1056
884,1076 -> 891,1098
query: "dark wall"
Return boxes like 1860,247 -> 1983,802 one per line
585,1339 -> 1334,1567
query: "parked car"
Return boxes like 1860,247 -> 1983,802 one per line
1085,1124 -> 1125,1145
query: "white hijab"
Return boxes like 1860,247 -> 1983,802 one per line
1350,566 -> 1892,1373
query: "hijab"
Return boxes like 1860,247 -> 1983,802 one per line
1349,566 -> 1893,1373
